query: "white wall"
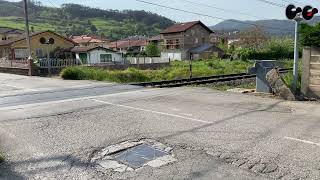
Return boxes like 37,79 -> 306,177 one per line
126,57 -> 170,64
161,52 -> 182,61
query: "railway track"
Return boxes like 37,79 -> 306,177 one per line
132,68 -> 292,88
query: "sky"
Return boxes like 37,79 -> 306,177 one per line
7,0 -> 320,26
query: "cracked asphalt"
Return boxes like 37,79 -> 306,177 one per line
0,73 -> 320,179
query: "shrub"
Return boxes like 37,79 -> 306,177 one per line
61,66 -> 87,80
106,68 -> 151,83
61,66 -> 150,83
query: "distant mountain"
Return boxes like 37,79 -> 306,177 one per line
211,17 -> 320,36
0,0 -> 175,40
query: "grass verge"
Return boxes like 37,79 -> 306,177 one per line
61,59 -> 255,83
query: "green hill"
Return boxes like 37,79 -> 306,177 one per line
0,0 -> 175,40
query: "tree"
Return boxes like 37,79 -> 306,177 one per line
90,25 -> 97,34
145,42 -> 160,57
300,23 -> 320,47
238,26 -> 269,49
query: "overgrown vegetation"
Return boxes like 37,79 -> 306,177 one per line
61,59 -> 254,83
231,37 -> 295,61
61,67 -> 151,83
223,26 -> 296,61
282,60 -> 302,92
0,0 -> 174,40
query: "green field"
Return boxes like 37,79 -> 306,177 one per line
0,16 -> 160,40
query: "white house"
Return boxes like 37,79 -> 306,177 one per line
71,46 -> 123,64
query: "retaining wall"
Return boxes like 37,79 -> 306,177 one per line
302,47 -> 320,98
0,66 -> 29,76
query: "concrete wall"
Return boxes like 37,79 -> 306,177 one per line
302,47 -> 320,98
126,57 -> 170,64
0,66 -> 29,75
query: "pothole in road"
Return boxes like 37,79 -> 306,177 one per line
91,139 -> 176,172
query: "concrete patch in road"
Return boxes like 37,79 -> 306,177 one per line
91,139 -> 176,172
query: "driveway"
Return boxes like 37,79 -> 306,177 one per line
0,73 -> 320,179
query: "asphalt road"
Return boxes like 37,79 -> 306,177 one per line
0,73 -> 320,179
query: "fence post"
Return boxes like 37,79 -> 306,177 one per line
27,56 -> 34,76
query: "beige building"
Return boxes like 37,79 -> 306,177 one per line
0,31 -> 75,60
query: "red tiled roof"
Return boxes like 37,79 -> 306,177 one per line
149,35 -> 162,41
109,39 -> 148,49
71,35 -> 106,44
71,46 -> 115,53
161,21 -> 213,34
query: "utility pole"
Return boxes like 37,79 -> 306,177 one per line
23,0 -> 33,76
292,17 -> 302,93
189,55 -> 193,79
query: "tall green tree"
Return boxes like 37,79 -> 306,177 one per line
145,42 -> 160,57
300,23 -> 320,47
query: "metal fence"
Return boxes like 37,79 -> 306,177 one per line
38,59 -> 81,68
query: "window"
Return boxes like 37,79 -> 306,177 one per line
35,49 -> 43,58
195,38 -> 199,44
15,49 -> 28,59
175,39 -> 180,49
100,54 -> 112,63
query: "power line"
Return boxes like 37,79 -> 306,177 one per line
135,0 -> 294,33
180,0 -> 265,19
254,0 -> 285,8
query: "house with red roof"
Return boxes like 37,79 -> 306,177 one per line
108,36 -> 148,55
160,21 -> 224,60
70,35 -> 110,48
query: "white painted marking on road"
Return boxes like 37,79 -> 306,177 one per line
1,84 -> 38,92
92,99 -> 212,124
284,137 -> 320,147
179,113 -> 193,117
0,88 -> 159,111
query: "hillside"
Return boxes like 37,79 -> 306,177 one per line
211,17 -> 320,36
0,0 -> 175,40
